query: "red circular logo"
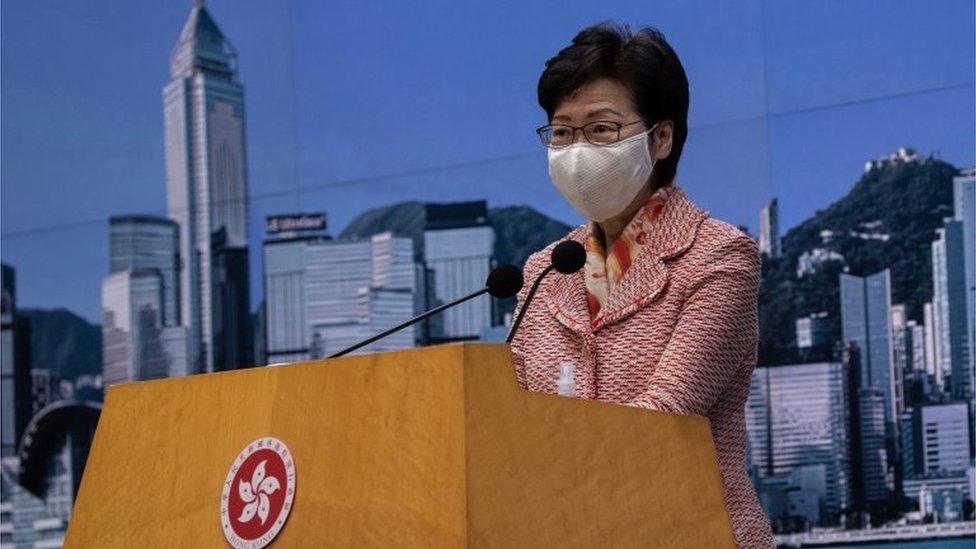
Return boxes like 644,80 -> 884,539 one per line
220,437 -> 296,548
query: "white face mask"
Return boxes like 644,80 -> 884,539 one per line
547,128 -> 655,222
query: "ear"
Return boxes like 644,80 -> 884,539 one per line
650,120 -> 674,161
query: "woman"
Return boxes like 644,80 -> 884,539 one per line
510,23 -> 775,548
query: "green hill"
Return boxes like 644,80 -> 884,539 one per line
20,308 -> 102,381
758,154 -> 959,365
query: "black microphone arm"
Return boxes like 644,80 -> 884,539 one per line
505,264 -> 554,343
328,287 -> 489,358
328,264 -> 524,359
506,240 -> 586,344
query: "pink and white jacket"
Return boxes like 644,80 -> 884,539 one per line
510,184 -> 775,548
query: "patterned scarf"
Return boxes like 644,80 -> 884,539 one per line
583,184 -> 676,321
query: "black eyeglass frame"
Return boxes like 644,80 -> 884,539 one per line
535,119 -> 657,148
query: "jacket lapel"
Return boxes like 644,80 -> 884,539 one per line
543,226 -> 592,335
543,185 -> 709,335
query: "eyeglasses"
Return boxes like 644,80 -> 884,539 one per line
536,119 -> 653,149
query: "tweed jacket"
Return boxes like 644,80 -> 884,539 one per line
510,185 -> 775,548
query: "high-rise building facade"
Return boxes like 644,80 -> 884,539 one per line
264,228 -> 418,363
856,387 -> 890,503
263,236 -> 309,364
102,217 -> 189,382
904,402 -> 971,475
952,170 -> 975,406
759,198 -> 781,258
892,304 -> 929,410
164,2 -> 250,373
840,270 -> 897,428
1,264 -> 31,458
101,270 -> 188,384
746,362 -> 853,522
923,302 -> 943,388
932,221 -> 971,400
423,202 -> 496,341
108,216 -> 180,326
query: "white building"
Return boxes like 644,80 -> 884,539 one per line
423,202 -> 496,341
263,232 -> 418,363
796,312 -> 829,349
101,270 -> 188,384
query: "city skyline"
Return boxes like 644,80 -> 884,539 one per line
1,0 -> 973,322
0,2 -> 974,543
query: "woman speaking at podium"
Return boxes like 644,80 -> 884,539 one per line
510,23 -> 774,548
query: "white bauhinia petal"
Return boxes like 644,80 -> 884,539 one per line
238,500 -> 258,523
251,460 -> 267,494
258,476 -> 281,495
258,493 -> 270,525
238,479 -> 255,503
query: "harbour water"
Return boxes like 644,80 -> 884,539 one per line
821,538 -> 974,548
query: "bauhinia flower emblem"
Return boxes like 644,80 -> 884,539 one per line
237,460 -> 281,525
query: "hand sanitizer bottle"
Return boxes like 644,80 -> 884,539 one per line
557,362 -> 576,397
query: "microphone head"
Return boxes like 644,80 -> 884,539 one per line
486,264 -> 524,298
551,240 -> 586,274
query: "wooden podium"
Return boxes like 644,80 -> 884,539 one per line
66,343 -> 735,547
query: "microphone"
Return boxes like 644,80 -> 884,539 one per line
328,264 -> 524,358
506,240 -> 586,343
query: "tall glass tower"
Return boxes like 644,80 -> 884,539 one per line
164,1 -> 251,372
108,216 -> 180,326
840,270 -> 897,428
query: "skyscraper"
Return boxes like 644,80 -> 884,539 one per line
857,387 -> 890,503
923,302 -> 943,388
164,2 -> 250,373
900,317 -> 930,411
890,304 -> 909,417
932,221 -> 970,400
952,169 -> 975,406
102,216 -> 189,381
423,202 -> 496,341
840,270 -> 897,428
907,320 -> 926,375
108,216 -> 180,326
1,264 -> 31,458
759,198 -> 781,258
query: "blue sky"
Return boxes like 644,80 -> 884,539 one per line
2,0 -> 973,322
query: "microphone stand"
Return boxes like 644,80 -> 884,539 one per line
328,287 -> 489,358
505,264 -> 554,343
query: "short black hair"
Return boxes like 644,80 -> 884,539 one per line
538,22 -> 689,189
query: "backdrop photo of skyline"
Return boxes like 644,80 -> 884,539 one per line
1,1 -> 974,546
